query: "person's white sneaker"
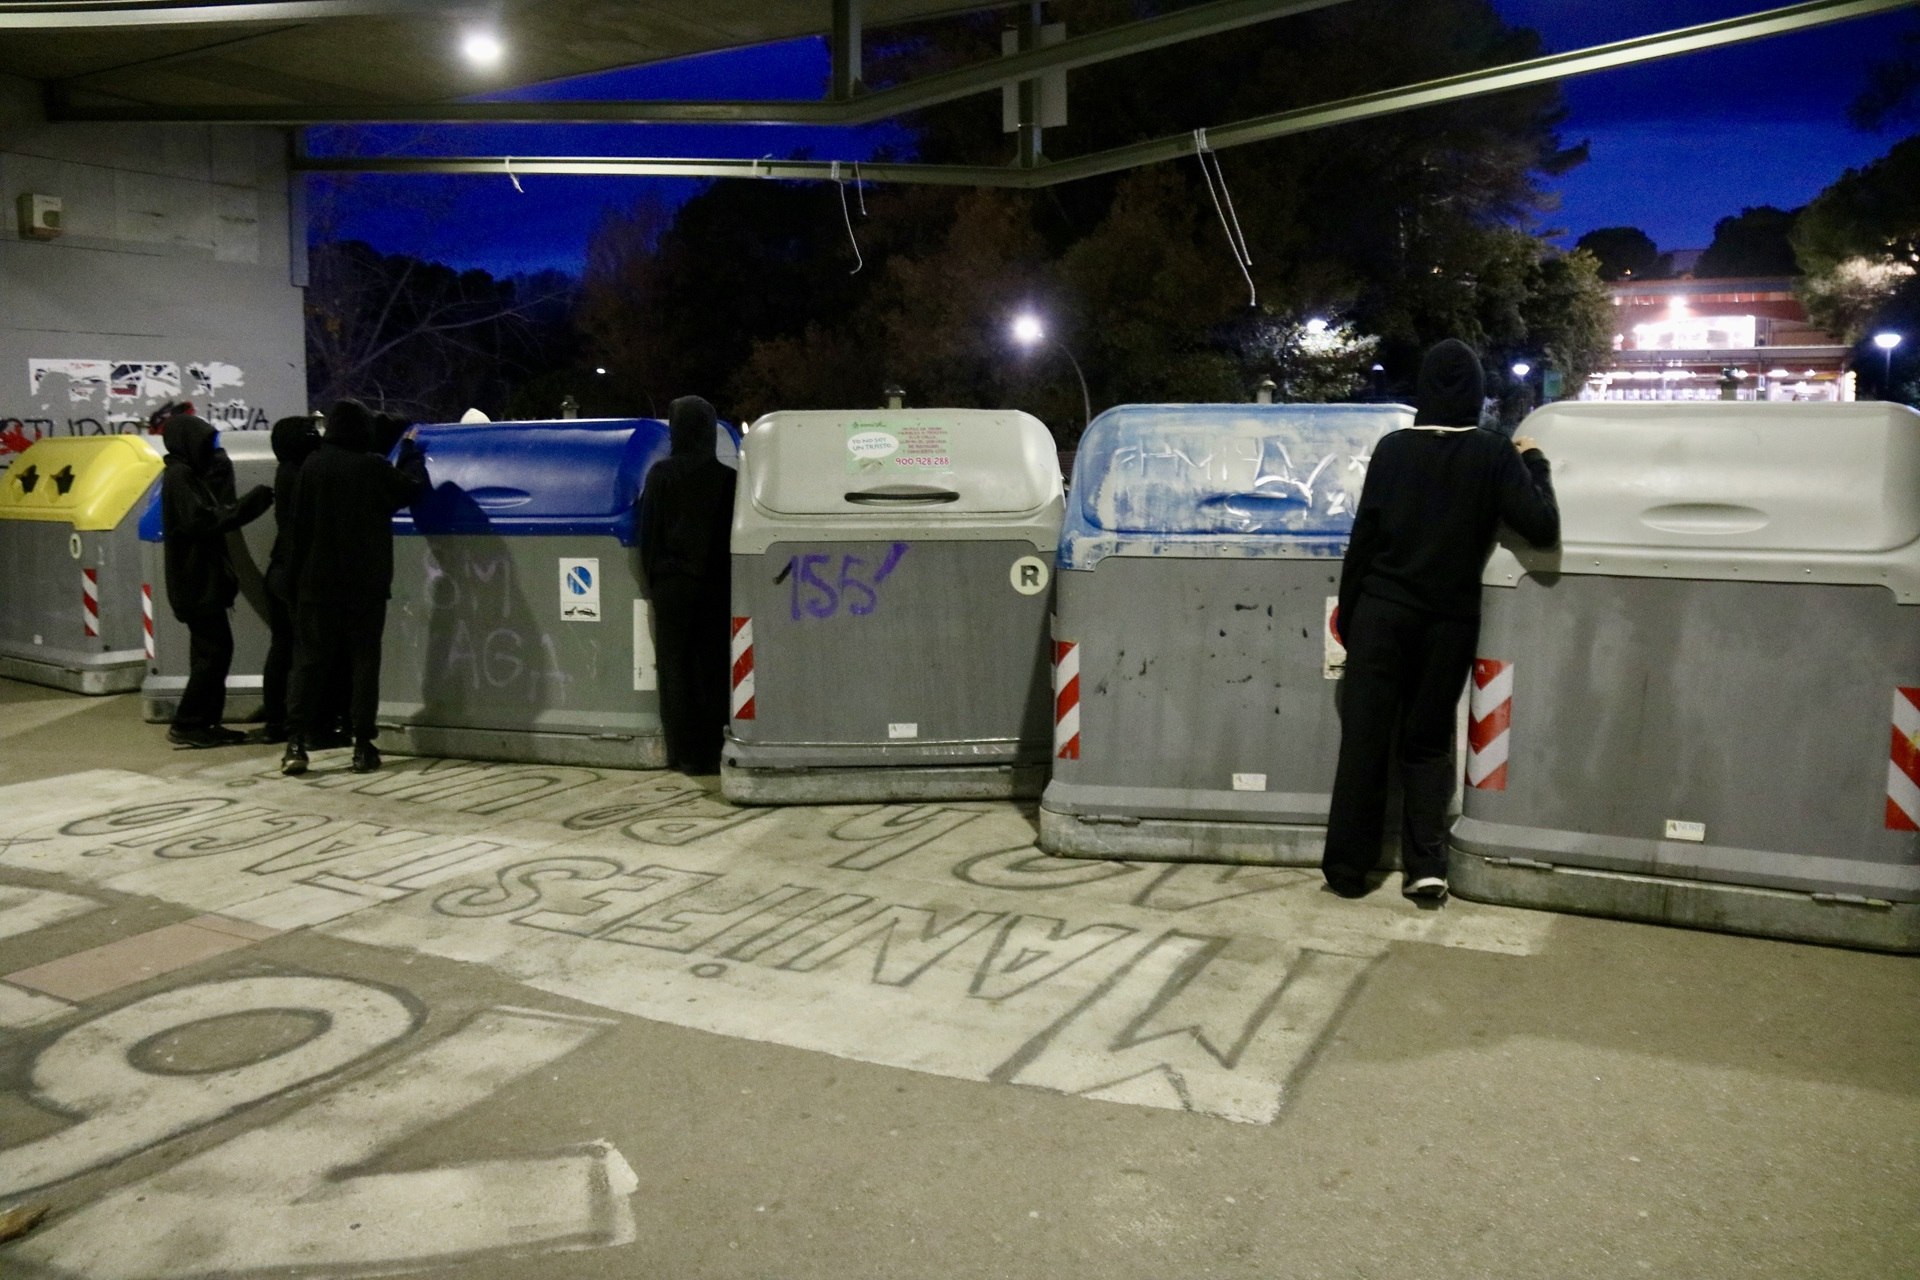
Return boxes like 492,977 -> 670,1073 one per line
1403,875 -> 1449,900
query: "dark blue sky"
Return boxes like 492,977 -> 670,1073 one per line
308,0 -> 1917,276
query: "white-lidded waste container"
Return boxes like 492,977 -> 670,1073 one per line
1451,400 -> 1920,951
1040,402 -> 1411,863
722,408 -> 1063,803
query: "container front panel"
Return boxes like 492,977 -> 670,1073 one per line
382,534 -> 655,738
0,522 -> 144,660
1464,575 -> 1920,898
731,539 -> 1053,754
1051,557 -> 1345,819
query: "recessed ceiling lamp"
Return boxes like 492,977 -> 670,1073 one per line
462,30 -> 504,68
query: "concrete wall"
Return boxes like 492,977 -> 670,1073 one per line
0,74 -> 306,455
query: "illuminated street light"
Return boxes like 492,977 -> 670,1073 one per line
594,366 -> 608,375
1010,313 -> 1091,429
1874,331 -> 1903,394
1511,361 -> 1532,379
1304,317 -> 1330,335
462,30 -> 504,68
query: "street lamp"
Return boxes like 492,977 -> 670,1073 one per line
1010,313 -> 1091,430
1873,331 -> 1903,396
1510,361 -> 1532,379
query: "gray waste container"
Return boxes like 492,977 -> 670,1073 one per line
1039,402 -> 1411,863
1451,401 -> 1920,952
139,429 -> 278,722
0,434 -> 162,693
378,416 -> 738,767
722,408 -> 1063,804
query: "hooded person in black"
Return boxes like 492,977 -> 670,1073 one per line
158,413 -> 273,747
280,399 -> 429,775
639,395 -> 736,774
252,414 -> 321,743
1321,339 -> 1560,900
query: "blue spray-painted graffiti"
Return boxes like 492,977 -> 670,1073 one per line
783,543 -> 910,621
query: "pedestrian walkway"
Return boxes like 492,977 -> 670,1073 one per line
0,678 -> 1914,1279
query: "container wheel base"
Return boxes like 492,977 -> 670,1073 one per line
721,759 -> 1046,806
1449,848 -> 1920,954
0,653 -> 144,696
1038,804 -> 1409,869
378,723 -> 666,771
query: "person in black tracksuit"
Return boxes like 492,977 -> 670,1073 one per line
255,414 -> 320,744
639,395 -> 736,775
1322,339 -> 1561,900
158,414 -> 273,748
280,400 -> 429,776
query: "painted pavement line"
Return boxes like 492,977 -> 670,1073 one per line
0,980 -> 71,1027
0,765 -> 1555,1125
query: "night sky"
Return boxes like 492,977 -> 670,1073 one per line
309,0 -> 1918,277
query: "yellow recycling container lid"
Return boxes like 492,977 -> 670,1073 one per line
0,435 -> 163,531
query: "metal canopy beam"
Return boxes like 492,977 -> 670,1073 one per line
288,0 -> 1915,188
0,1 -> 453,28
52,0 -> 1354,123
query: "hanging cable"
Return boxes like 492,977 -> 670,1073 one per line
1193,129 -> 1254,306
831,161 -> 863,274
853,160 -> 867,216
503,156 -> 523,194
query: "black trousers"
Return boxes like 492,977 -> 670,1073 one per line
1322,593 -> 1478,887
174,609 -> 234,729
261,593 -> 294,732
289,597 -> 387,743
651,578 -> 731,774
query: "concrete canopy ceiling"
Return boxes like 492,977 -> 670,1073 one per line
0,1 -> 989,109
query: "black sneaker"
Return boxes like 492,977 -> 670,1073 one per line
205,725 -> 248,745
1402,875 -> 1449,901
280,740 -> 309,776
350,741 -> 381,773
168,725 -> 226,749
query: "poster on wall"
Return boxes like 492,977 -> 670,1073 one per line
6,356 -> 268,458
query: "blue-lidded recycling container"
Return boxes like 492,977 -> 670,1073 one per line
1039,402 -> 1412,864
138,429 -> 278,722
1453,400 -> 1920,952
379,416 -> 738,767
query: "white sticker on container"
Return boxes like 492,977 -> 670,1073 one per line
559,557 -> 600,622
1664,819 -> 1706,843
889,723 -> 919,739
68,533 -> 82,560
1324,596 -> 1346,680
1232,773 -> 1267,792
632,599 -> 655,691
1010,556 -> 1050,595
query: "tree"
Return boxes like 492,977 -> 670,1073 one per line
1695,206 -> 1800,278
1793,137 -> 1920,341
1235,316 -> 1383,403
1574,226 -> 1666,280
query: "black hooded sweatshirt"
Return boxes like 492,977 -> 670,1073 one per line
265,415 -> 320,602
1337,339 -> 1560,625
284,400 -> 430,604
639,396 -> 736,586
159,414 -> 273,620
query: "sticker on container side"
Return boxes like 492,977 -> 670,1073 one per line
1663,819 -> 1706,843
632,599 -> 656,691
1232,773 -> 1267,792
1010,555 -> 1049,595
1885,686 -> 1920,831
888,722 -> 919,739
1323,596 -> 1346,680
844,420 -> 952,476
559,557 -> 600,622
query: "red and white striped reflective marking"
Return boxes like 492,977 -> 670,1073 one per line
1052,638 -> 1080,761
81,567 -> 100,638
141,582 -> 154,659
729,616 -> 756,721
1886,686 -> 1920,831
1466,658 -> 1512,791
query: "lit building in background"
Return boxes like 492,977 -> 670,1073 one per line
1583,276 -> 1852,403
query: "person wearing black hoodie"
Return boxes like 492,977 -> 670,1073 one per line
1322,339 -> 1561,901
158,413 -> 274,748
639,395 -> 736,775
280,399 -> 429,776
252,414 -> 320,744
